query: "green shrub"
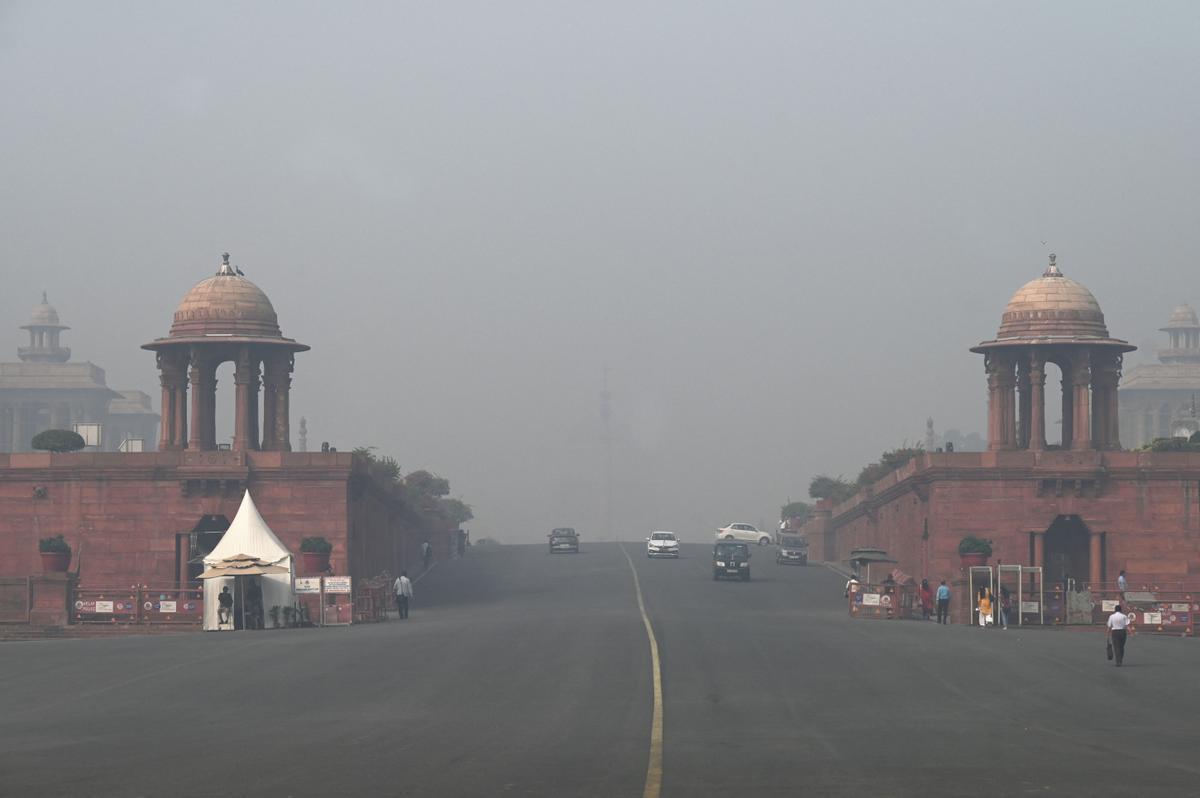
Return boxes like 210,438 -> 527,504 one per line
300,536 -> 333,554
957,536 -> 993,556
39,534 -> 70,554
31,429 -> 86,453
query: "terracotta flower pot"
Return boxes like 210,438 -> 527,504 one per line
300,551 -> 330,575
959,551 -> 988,568
40,551 -> 71,573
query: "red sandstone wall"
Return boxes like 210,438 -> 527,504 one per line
0,451 -> 417,588
818,451 -> 1200,586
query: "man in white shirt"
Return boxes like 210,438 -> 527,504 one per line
1106,603 -> 1131,666
1117,570 -> 1127,596
844,575 -> 859,599
393,571 -> 413,619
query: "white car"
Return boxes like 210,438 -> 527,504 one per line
646,531 -> 680,558
716,523 -> 772,546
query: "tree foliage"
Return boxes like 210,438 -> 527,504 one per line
353,448 -> 472,528
808,475 -> 856,504
856,446 -> 924,487
780,501 -> 811,521
32,429 -> 86,453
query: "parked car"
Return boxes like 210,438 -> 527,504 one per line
646,531 -> 680,558
548,527 -> 579,554
716,523 -> 772,546
712,541 -> 751,581
776,534 -> 808,565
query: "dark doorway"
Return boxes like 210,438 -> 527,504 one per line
180,514 -> 231,584
1044,515 -> 1090,588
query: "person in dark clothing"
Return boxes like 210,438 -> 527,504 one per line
217,586 -> 233,626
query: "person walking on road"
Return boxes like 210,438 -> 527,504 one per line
919,579 -> 933,620
421,540 -> 433,572
936,580 -> 951,624
844,574 -> 859,599
999,586 -> 1011,629
1117,570 -> 1127,598
978,587 -> 994,627
1107,603 -> 1131,666
393,571 -> 413,619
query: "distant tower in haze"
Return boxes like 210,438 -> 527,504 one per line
299,416 -> 308,452
924,417 -> 936,451
601,366 -> 612,542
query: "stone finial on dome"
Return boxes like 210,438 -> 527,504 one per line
218,251 -> 236,276
1043,253 -> 1062,278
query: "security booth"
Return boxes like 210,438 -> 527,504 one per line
199,491 -> 295,631
966,566 -> 994,626
847,548 -> 898,583
997,564 -> 1044,626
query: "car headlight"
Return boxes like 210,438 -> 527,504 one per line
716,561 -> 725,567
739,562 -> 748,567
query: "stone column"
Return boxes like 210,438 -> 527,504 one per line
1017,356 -> 1032,449
987,355 -> 1018,451
174,370 -> 189,449
1071,354 -> 1092,450
1089,531 -> 1103,587
188,352 -> 218,451
1090,355 -> 1121,450
1028,355 -> 1046,451
157,352 -> 187,451
262,354 -> 294,452
232,349 -> 261,452
13,403 -> 27,452
1032,531 -> 1045,569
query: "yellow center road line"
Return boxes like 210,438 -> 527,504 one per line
620,544 -> 663,798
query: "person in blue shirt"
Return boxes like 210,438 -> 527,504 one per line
935,580 -> 951,624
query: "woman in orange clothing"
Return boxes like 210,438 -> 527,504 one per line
978,587 -> 994,627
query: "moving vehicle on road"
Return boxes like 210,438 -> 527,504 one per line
713,541 -> 751,581
548,527 -> 579,554
716,522 -> 772,545
646,531 -> 680,558
776,534 -> 808,565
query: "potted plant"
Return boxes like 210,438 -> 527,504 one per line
958,536 -> 993,568
39,534 -> 72,572
299,536 -> 333,575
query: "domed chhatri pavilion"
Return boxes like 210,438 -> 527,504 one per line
0,293 -> 158,452
1119,301 -> 1200,446
0,256 -> 451,623
970,254 -> 1134,452
801,256 -> 1200,617
143,253 -> 308,452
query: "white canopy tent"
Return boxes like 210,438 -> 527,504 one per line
202,490 -> 295,630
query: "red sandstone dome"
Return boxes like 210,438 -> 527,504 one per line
143,255 -> 307,353
170,270 -> 282,339
996,256 -> 1108,340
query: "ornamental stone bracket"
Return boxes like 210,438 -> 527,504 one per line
180,478 -> 246,498
1036,477 -> 1104,498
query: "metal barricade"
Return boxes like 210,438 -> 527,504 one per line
72,585 -> 203,626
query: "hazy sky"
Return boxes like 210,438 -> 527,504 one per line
3,2 -> 1199,541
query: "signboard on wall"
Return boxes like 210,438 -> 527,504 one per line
294,577 -> 321,594
1020,602 -> 1040,614
324,576 -> 352,594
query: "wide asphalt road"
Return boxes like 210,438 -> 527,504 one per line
2,542 -> 1198,797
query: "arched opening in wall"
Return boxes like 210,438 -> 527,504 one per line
1044,361 -> 1066,448
1043,514 -> 1089,587
178,513 -> 231,586
214,360 -> 235,450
